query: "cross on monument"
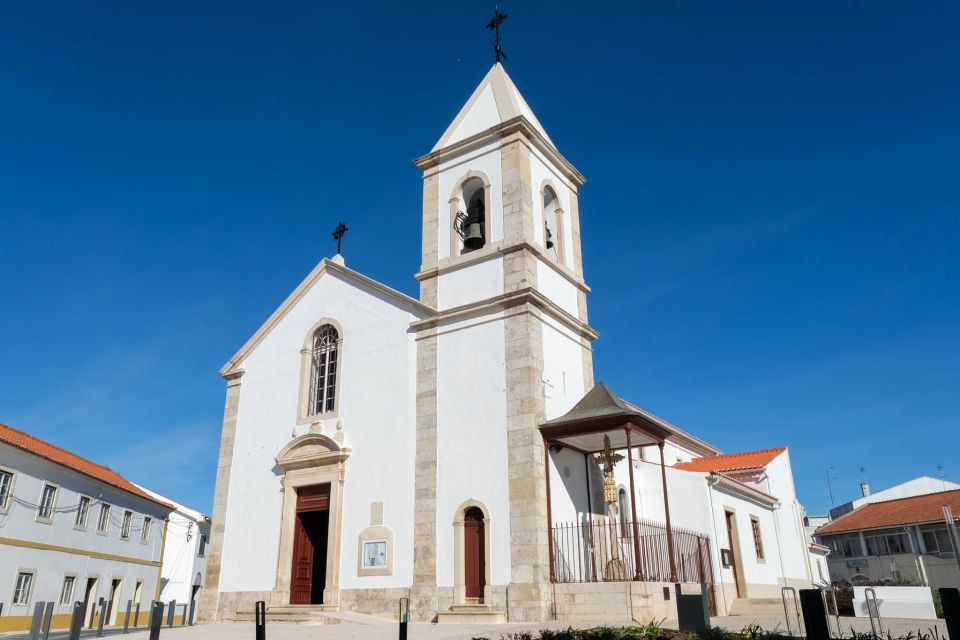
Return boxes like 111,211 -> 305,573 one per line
595,434 -> 624,477
486,9 -> 508,63
332,222 -> 348,255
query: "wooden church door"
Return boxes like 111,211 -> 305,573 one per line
463,507 -> 485,601
290,484 -> 330,605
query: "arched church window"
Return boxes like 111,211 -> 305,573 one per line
618,488 -> 630,538
542,187 -> 563,263
309,324 -> 339,415
454,178 -> 486,253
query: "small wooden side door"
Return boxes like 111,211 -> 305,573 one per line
725,511 -> 741,598
464,509 -> 485,600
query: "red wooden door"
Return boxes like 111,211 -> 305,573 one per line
464,508 -> 485,600
290,513 -> 314,604
725,512 -> 741,598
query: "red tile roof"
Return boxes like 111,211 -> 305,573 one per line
817,489 -> 960,535
673,446 -> 787,473
0,422 -> 173,509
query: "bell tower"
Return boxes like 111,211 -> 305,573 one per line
410,63 -> 597,622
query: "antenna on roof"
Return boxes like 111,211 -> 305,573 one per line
486,8 -> 508,64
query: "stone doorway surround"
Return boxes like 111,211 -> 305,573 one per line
452,499 -> 492,605
273,433 -> 350,608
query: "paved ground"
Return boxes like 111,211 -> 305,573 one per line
2,614 -> 951,640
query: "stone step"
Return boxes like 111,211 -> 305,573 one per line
437,604 -> 507,624
235,605 -> 341,625
728,597 -> 788,616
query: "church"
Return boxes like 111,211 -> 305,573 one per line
198,62 -> 821,624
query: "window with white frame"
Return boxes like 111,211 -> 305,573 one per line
13,571 -> 34,605
141,516 -> 152,543
121,510 -> 133,538
37,484 -> 58,520
308,325 -> 339,415
60,575 -> 76,605
75,496 -> 90,528
0,469 -> 13,511
97,504 -> 111,533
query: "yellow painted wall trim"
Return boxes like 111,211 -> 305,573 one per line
0,537 -> 160,567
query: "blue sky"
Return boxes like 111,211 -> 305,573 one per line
1,2 -> 957,516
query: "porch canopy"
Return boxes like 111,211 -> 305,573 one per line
539,381 -> 679,582
539,381 -> 670,453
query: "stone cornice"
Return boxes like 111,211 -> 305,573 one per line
415,241 -> 591,295
410,286 -> 599,341
413,116 -> 586,188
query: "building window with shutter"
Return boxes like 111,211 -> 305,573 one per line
98,504 -> 111,534
141,517 -> 152,543
121,510 -> 133,538
0,469 -> 13,513
60,575 -> 76,605
75,496 -> 90,529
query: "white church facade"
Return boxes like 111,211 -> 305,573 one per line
198,63 -> 819,624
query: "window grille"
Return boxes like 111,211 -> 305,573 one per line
309,325 -> 339,415
141,517 -> 152,543
751,517 -> 765,560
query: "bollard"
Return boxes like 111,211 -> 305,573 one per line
940,588 -> 960,640
27,601 -> 46,640
255,600 -> 266,640
799,589 -> 830,640
181,603 -> 188,626
124,599 -> 133,633
188,596 -> 196,626
135,602 -> 142,628
167,599 -> 177,627
148,601 -> 164,640
398,597 -> 409,640
97,599 -> 108,637
41,601 -> 55,640
69,601 -> 85,640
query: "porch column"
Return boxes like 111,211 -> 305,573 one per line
659,442 -> 678,582
543,436 -> 555,583
626,427 -> 644,580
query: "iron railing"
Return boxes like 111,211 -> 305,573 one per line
551,516 -> 714,586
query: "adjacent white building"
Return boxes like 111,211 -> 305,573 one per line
135,485 -> 210,624
199,62 -> 819,624
0,422 -> 173,633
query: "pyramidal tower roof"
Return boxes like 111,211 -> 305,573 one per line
432,63 -> 553,152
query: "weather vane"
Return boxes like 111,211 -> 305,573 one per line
486,9 -> 508,63
332,221 -> 348,255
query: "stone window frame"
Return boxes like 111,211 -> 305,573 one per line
452,499 -> 492,605
75,494 -> 91,531
447,170 -> 494,261
0,464 -> 16,514
140,516 -> 152,544
357,526 -> 394,577
35,481 -> 60,524
59,572 -> 78,607
11,568 -> 36,606
539,180 -> 566,266
297,318 -> 345,425
120,509 -> 133,540
97,503 -> 111,535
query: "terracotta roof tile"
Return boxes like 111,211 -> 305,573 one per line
817,489 -> 960,535
673,446 -> 787,473
0,422 -> 173,509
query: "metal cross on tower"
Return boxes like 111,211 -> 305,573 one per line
332,221 -> 348,255
486,9 -> 508,63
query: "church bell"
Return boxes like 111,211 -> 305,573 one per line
463,222 -> 484,249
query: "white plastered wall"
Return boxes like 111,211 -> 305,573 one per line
434,310 -> 510,588
217,269 -> 419,594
